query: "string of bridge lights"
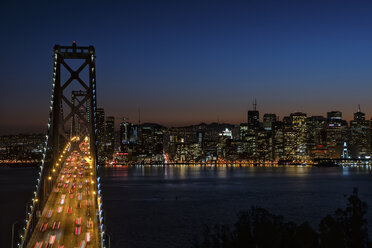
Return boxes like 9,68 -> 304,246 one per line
90,52 -> 107,247
18,50 -> 59,248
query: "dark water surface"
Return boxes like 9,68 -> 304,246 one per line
1,165 -> 372,247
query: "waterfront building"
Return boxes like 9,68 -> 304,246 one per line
96,108 -> 106,162
139,123 -> 164,160
272,121 -> 284,160
326,111 -> 348,158
0,133 -> 45,163
306,116 -> 327,159
105,116 -> 115,160
349,106 -> 371,158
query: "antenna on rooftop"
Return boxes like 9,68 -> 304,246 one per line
253,99 -> 257,111
138,107 -> 141,125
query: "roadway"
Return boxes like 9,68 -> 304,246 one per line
26,141 -> 99,248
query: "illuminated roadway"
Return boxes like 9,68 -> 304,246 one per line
26,140 -> 99,248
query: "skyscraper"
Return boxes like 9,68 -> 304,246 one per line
306,116 -> 327,159
263,113 -> 277,131
96,108 -> 105,162
105,116 -> 115,159
290,112 -> 308,160
326,111 -> 348,158
247,100 -> 260,130
119,118 -> 132,147
350,106 -> 370,158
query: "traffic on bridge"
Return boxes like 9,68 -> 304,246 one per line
27,137 -> 99,248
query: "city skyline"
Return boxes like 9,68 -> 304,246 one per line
2,1 -> 372,133
1,102 -> 371,134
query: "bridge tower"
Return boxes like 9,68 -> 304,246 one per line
18,42 -> 105,247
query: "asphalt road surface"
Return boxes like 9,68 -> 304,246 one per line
27,146 -> 99,248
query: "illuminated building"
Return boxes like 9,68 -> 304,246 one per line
326,111 -> 348,158
248,110 -> 260,130
341,142 -> 350,159
239,123 -> 248,140
327,111 -> 342,120
283,116 -> 296,160
197,128 -> 204,149
306,116 -> 327,159
119,118 -> 131,146
290,112 -> 307,160
349,106 -> 371,158
0,134 -> 45,164
138,123 -> 164,161
256,129 -> 272,161
263,113 -> 277,131
220,128 -> 233,139
272,121 -> 284,160
96,108 -> 105,162
104,116 -> 115,159
119,119 -> 140,161
247,99 -> 260,130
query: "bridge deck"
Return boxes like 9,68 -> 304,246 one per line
27,150 -> 99,248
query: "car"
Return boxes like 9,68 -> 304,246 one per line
86,232 -> 91,243
67,206 -> 72,214
70,193 -> 74,199
46,210 -> 53,218
57,206 -> 63,213
78,193 -> 82,201
34,241 -> 44,248
47,234 -> 56,247
60,194 -> 66,205
76,217 -> 82,225
52,221 -> 60,230
79,240 -> 87,248
40,223 -> 48,232
75,226 -> 81,236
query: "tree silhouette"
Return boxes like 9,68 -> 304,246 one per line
319,188 -> 368,248
194,188 -> 369,248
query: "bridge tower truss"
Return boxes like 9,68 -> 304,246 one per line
19,42 -> 106,247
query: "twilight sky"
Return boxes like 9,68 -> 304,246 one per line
1,0 -> 372,133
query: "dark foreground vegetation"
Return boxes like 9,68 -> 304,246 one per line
194,189 -> 371,248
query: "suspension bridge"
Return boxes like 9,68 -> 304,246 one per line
16,42 -> 106,248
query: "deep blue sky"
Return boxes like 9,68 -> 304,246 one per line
1,0 -> 372,133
